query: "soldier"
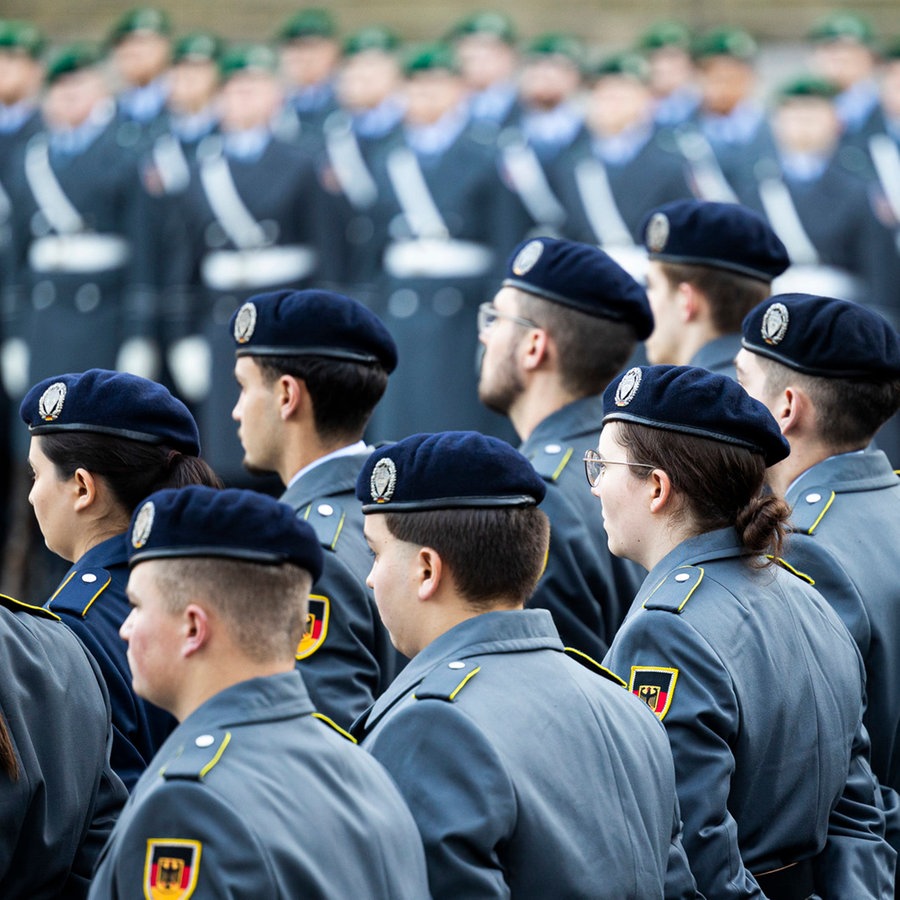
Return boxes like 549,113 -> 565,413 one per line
0,20 -> 44,181
20,369 -> 221,789
735,293 -> 900,884
640,199 -> 789,378
477,237 -> 651,657
869,37 -> 900,224
597,364 -> 895,898
352,430 -> 698,898
230,289 -> 402,726
88,485 -> 430,899
635,21 -> 700,128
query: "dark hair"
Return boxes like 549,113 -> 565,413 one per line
659,262 -> 770,334
0,714 -> 17,781
39,432 -> 222,514
257,355 -> 389,442
384,506 -> 549,606
757,356 -> 900,451
516,291 -> 638,396
613,421 -> 789,563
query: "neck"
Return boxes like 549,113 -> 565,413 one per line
509,377 -> 579,441
767,438 -> 859,497
280,429 -> 358,486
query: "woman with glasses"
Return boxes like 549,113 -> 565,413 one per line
20,369 -> 221,790
591,364 -> 893,899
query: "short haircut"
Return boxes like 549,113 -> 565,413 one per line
257,355 -> 389,442
150,557 -> 312,663
659,262 -> 770,334
383,506 -> 549,606
757,355 -> 900,450
514,290 -> 639,396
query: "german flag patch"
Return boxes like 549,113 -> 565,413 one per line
144,839 -> 201,899
296,595 -> 330,659
628,666 -> 679,721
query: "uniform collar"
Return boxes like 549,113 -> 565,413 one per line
118,76 -> 169,123
467,81 -> 517,123
689,333 -> 741,376
285,441 -> 369,491
591,119 -> 654,165
70,531 -> 131,570
520,396 -> 603,455
404,105 -> 468,156
785,448 -> 896,504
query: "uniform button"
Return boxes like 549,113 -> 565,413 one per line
674,573 -> 690,583
195,734 -> 215,748
805,493 -> 822,504
544,444 -> 562,454
81,573 -> 98,583
317,504 -> 334,517
448,661 -> 466,670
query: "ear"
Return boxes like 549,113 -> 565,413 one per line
676,281 -> 703,323
520,327 -> 551,373
416,546 -> 444,601
771,385 -> 806,436
279,374 -> 309,421
72,467 -> 98,513
648,468 -> 675,515
182,603 -> 211,657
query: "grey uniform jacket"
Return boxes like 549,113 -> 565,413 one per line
604,527 -> 895,899
89,670 -> 430,899
355,608 -> 699,900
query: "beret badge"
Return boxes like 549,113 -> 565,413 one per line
38,382 -> 67,421
370,458 -> 397,504
233,302 -> 258,344
131,500 -> 155,549
761,302 -> 789,345
511,239 -> 544,276
645,213 -> 670,253
615,367 -> 643,407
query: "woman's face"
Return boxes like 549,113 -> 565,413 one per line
27,437 -> 79,562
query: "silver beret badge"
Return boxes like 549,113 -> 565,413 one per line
511,239 -> 544,276
370,458 -> 397,504
38,382 -> 67,421
131,500 -> 155,549
761,302 -> 789,345
615,367 -> 643,407
233,302 -> 258,344
645,213 -> 670,253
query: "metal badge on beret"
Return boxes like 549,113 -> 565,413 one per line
38,382 -> 67,421
761,302 -> 789,345
233,301 -> 258,344
615,367 -> 643,407
512,239 -> 544,276
131,500 -> 156,549
370,458 -> 397,504
645,213 -> 670,253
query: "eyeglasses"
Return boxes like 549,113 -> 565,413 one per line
477,302 -> 540,333
583,449 -> 657,487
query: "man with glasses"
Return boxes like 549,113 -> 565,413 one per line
477,236 -> 653,657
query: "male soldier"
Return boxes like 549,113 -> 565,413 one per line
88,485 -> 429,899
352,430 -> 698,898
641,199 -> 789,378
230,289 -> 401,725
736,292 -> 900,886
477,237 -> 651,657
0,20 -> 44,181
636,21 -> 700,128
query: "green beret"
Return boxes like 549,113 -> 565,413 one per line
808,12 -> 874,46
775,74 -> 840,102
523,33 -> 584,68
403,42 -> 458,76
0,20 -> 46,58
692,27 -> 758,62
343,26 -> 400,57
635,21 -> 692,53
448,11 -> 516,45
591,51 -> 650,83
278,9 -> 337,42
219,43 -> 278,79
883,36 -> 900,61
46,43 -> 102,85
108,7 -> 171,45
173,32 -> 222,64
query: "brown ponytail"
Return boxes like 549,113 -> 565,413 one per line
0,712 -> 18,781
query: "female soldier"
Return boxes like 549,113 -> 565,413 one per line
20,368 -> 221,790
590,365 -> 894,899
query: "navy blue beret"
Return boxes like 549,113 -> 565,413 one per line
641,200 -> 789,282
602,365 -> 790,467
231,289 -> 398,373
128,485 -> 324,579
502,238 -> 654,340
21,369 -> 200,455
741,293 -> 900,379
356,431 -> 546,513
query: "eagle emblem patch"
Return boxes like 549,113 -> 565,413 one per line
296,595 -> 330,659
628,666 -> 679,721
144,839 -> 201,899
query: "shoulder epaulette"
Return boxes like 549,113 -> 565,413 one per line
414,660 -> 481,702
771,557 -> 815,585
0,592 -> 60,621
642,565 -> 704,614
789,490 -> 836,535
301,500 -> 347,551
162,730 -> 232,782
47,568 -> 112,617
311,712 -> 358,744
564,647 -> 626,686
529,443 -> 575,482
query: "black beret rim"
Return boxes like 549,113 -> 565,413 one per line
234,345 -> 389,368
739,338 -> 900,381
501,277 -> 652,339
129,545 -> 318,574
602,411 -> 787,465
361,494 -> 539,514
28,421 -> 199,454
648,251 -> 779,283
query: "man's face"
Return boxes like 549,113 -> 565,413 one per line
699,56 -> 754,115
219,70 -> 282,132
403,70 -> 464,126
337,50 -> 399,112
734,348 -> 778,416
168,59 -> 219,115
112,31 -> 170,87
43,69 -> 109,130
280,37 -> 340,88
477,287 -> 528,416
232,356 -> 283,475
773,98 -> 840,156
643,261 -> 682,365
0,50 -> 41,105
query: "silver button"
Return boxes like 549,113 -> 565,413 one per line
448,661 -> 466,670
317,504 -> 334,517
81,573 -> 98,584
805,493 -> 822,504
195,734 -> 215,748
674,573 -> 690,583
544,444 -> 562,454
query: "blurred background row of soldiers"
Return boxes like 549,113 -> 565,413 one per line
1,6 -> 899,593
